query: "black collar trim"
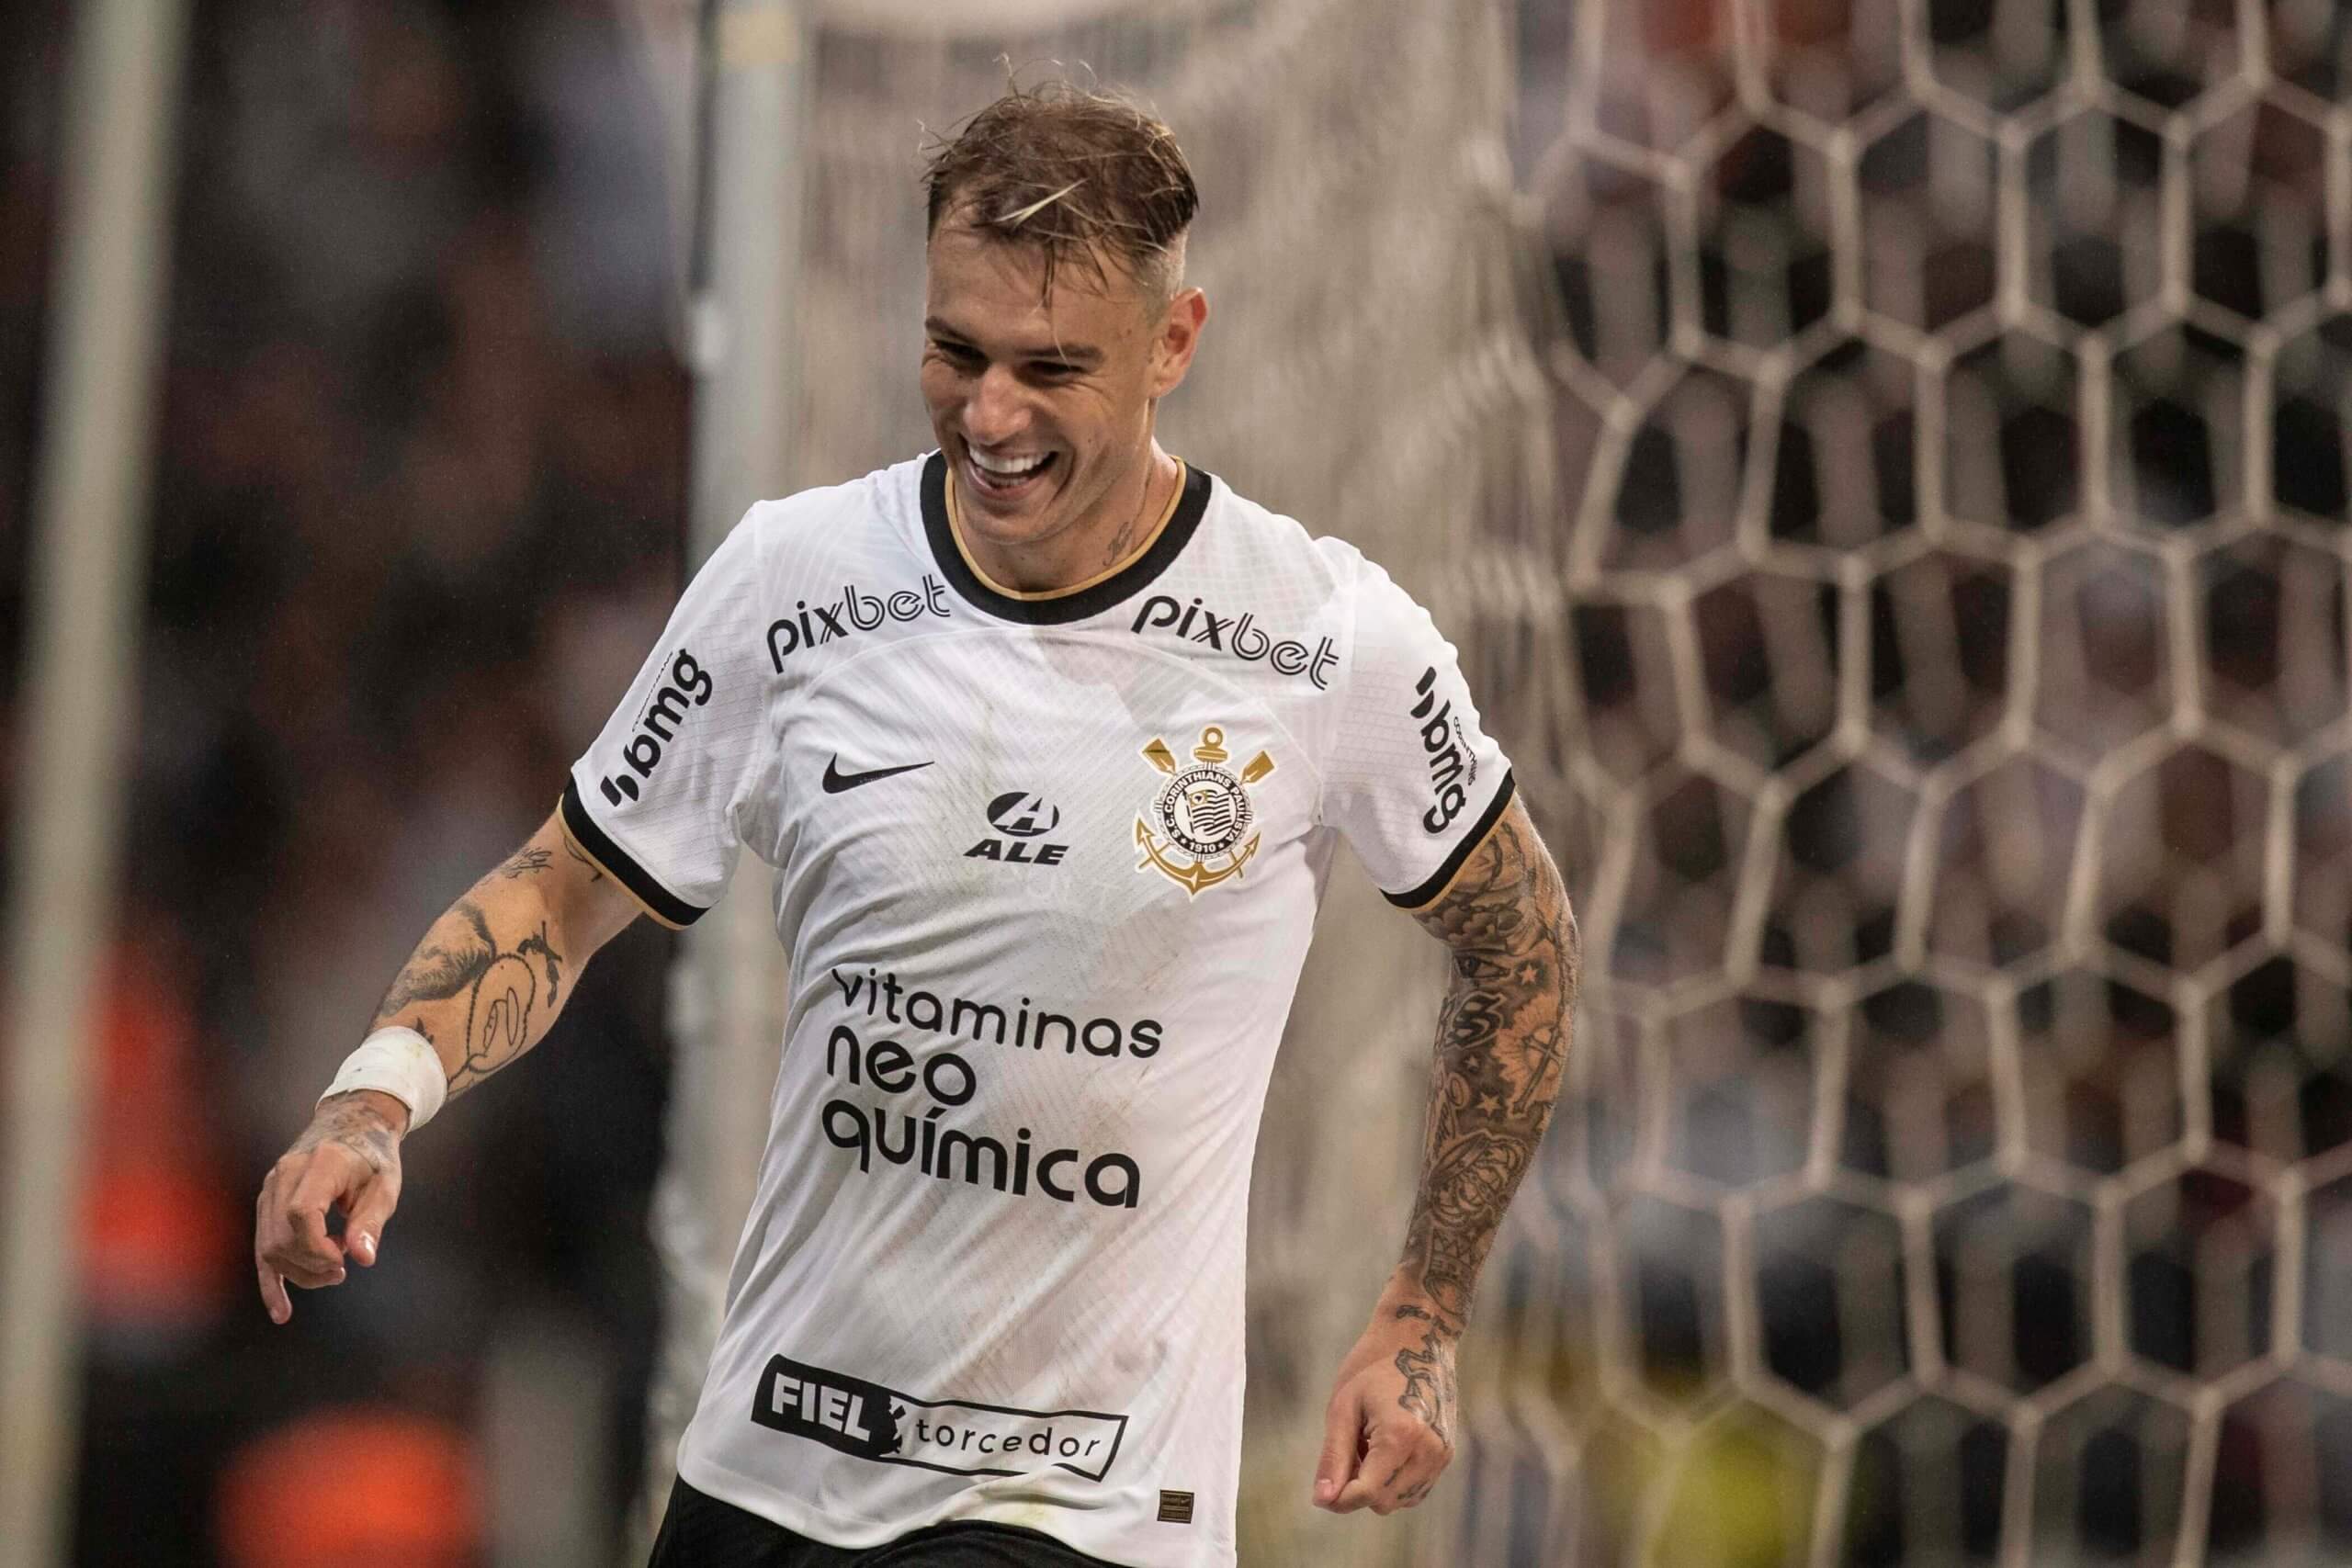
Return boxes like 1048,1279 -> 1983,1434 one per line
920,451 -> 1212,626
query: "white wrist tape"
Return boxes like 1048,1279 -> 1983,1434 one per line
320,1027 -> 447,1131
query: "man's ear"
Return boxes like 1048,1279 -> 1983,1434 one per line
1149,287 -> 1209,398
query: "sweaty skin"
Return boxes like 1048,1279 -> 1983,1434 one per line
1313,795 -> 1577,1517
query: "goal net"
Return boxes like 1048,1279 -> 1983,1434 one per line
1476,1 -> 2352,1565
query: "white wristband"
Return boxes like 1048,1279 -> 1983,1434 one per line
320,1027 -> 448,1131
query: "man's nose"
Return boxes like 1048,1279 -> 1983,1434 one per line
964,367 -> 1028,444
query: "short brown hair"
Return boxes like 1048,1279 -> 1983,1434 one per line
922,82 -> 1199,304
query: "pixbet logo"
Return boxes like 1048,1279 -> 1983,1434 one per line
1130,594 -> 1338,689
1412,666 -> 1476,834
965,791 -> 1069,866
599,649 -> 712,806
767,575 -> 950,670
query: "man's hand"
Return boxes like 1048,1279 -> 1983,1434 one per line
254,1089 -> 409,1324
1314,1291 -> 1459,1516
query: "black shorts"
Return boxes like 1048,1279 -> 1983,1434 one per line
647,1477 -> 1120,1568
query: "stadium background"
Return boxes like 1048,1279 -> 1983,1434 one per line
5,0 -> 2351,1564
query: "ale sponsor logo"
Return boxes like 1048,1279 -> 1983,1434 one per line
966,790 -> 1069,866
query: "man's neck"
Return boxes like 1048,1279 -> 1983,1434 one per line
950,446 -> 1182,597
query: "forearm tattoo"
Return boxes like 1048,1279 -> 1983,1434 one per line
1391,1302 -> 1459,1446
496,846 -> 553,879
371,873 -> 568,1098
561,836 -> 606,884
1399,806 -> 1577,1337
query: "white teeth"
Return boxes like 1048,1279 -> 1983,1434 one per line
971,449 -> 1047,478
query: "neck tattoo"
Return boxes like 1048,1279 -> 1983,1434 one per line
1102,464 -> 1162,571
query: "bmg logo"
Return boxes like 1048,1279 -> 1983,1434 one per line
599,649 -> 713,806
1411,666 -> 1475,833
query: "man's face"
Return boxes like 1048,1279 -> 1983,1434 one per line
920,219 -> 1201,559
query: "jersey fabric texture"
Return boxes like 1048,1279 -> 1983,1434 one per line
566,454 -> 1514,1568
650,1477 -> 1122,1567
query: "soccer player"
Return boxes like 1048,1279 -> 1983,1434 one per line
254,85 -> 1577,1568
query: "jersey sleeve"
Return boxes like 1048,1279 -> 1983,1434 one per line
560,516 -> 775,928
1321,559 -> 1516,908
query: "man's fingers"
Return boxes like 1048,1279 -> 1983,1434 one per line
254,1156 -> 356,1295
1314,1385 -> 1364,1508
279,1159 -> 353,1269
1333,1423 -> 1447,1516
1380,1438 -> 1449,1513
344,1173 -> 401,1267
1328,1424 -> 1409,1514
253,1122 -> 406,1321
254,1173 -> 291,1322
255,1254 -> 291,1325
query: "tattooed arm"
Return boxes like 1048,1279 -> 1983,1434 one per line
254,808 -> 646,1323
1314,796 -> 1577,1515
363,823 -> 631,1097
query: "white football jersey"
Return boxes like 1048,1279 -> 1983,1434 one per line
564,454 -> 1513,1568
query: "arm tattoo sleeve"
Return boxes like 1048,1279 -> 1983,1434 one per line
369,889 -> 570,1099
1397,802 -> 1579,1337
496,846 -> 554,879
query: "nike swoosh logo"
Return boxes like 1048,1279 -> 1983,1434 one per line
822,757 -> 934,794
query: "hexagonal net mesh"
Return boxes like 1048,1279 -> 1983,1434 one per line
1468,2 -> 2352,1564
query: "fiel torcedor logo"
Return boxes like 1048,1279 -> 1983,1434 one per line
752,1353 -> 1128,1483
1134,726 -> 1274,897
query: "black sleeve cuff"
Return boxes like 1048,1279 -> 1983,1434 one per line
1384,770 -> 1518,910
559,777 -> 708,930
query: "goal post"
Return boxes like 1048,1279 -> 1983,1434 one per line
0,3 -> 190,1564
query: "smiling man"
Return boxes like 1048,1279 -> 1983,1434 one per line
254,84 -> 1577,1568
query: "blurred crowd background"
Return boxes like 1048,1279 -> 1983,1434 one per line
13,0 -> 2352,1565
6,3 -> 687,1562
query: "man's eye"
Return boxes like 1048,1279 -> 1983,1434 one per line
1032,362 -> 1077,378
935,342 -> 982,364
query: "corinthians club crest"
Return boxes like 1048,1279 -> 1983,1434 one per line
1135,726 -> 1275,897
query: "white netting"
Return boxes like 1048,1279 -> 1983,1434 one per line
1466,2 -> 2352,1564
